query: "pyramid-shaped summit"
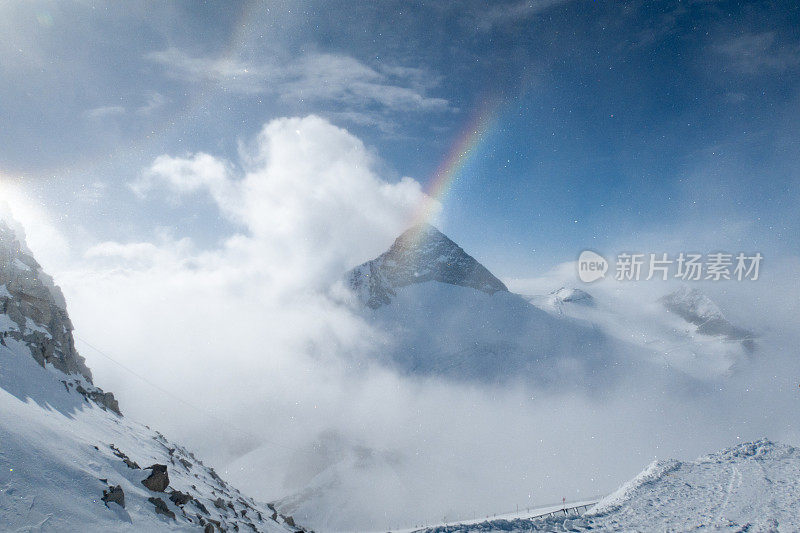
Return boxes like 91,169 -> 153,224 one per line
347,224 -> 508,308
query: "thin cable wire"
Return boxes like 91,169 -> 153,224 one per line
75,335 -> 306,455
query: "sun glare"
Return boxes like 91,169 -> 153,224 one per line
0,175 -> 66,266
0,177 -> 37,230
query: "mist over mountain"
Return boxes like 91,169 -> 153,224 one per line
344,224 -> 617,386
257,224 -> 799,531
3,207 -> 800,532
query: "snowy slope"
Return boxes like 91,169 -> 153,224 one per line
0,219 -> 306,532
419,439 -> 800,532
0,337 -> 300,532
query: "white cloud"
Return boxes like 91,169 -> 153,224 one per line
131,115 -> 434,289
714,32 -> 800,74
57,117 -> 434,477
85,105 -> 126,119
133,152 -> 235,204
472,0 -> 575,32
146,48 -> 260,90
84,91 -> 166,122
137,91 -> 167,114
146,48 -> 450,112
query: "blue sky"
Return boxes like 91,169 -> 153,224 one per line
1,0 -> 799,278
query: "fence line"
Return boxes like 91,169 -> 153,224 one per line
395,497 -> 602,532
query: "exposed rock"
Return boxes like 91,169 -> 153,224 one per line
110,444 -> 140,469
0,221 -> 92,379
204,524 -> 215,533
148,496 -> 175,520
101,485 -> 125,508
75,386 -> 121,415
169,490 -> 193,506
208,467 -> 223,483
193,498 -> 210,514
213,497 -> 227,510
347,224 -> 508,308
0,220 -> 122,414
142,464 -> 170,492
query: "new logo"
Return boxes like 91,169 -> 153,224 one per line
577,250 -> 608,283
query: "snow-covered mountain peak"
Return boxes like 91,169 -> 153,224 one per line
347,224 -> 507,308
660,286 -> 754,349
550,287 -> 594,306
661,286 -> 723,320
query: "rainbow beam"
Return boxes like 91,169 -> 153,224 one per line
407,100 -> 501,242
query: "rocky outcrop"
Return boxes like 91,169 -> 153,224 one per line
101,485 -> 125,508
148,497 -> 175,520
347,224 -> 508,308
169,490 -> 192,506
142,464 -> 170,492
0,219 -> 120,414
110,443 -> 140,469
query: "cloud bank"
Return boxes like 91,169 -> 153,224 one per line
24,115 -> 799,530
